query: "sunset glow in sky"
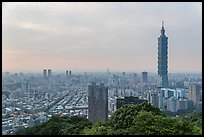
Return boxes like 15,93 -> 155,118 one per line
2,2 -> 202,73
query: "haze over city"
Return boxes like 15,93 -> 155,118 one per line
2,2 -> 202,73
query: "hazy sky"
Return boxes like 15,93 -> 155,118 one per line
2,2 -> 202,73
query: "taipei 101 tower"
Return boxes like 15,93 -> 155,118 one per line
157,21 -> 168,88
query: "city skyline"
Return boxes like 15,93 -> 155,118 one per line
2,2 -> 202,73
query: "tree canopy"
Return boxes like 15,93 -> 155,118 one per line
15,115 -> 92,135
15,103 -> 202,135
83,102 -> 201,135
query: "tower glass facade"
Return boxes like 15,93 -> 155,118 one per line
157,21 -> 168,88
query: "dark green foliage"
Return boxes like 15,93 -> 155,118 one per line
129,111 -> 201,135
83,121 -> 113,135
83,103 -> 201,135
181,112 -> 202,129
15,124 -> 44,135
16,103 -> 202,135
107,102 -> 163,130
15,115 -> 91,135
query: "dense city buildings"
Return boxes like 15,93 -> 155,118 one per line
2,71 -> 89,135
88,82 -> 108,122
2,70 -> 202,135
142,71 -> 148,84
116,96 -> 147,109
2,0 -> 202,135
157,21 -> 169,88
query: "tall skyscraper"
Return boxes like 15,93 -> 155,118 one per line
48,69 -> 51,78
157,21 -> 168,88
66,70 -> 68,77
88,82 -> 108,122
43,69 -> 47,79
142,71 -> 148,84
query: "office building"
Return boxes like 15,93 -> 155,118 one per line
146,91 -> 151,103
133,73 -> 138,83
108,98 -> 116,114
22,82 -> 29,92
43,69 -> 47,79
157,21 -> 169,88
176,88 -> 187,99
167,97 -> 177,112
142,71 -> 148,84
188,84 -> 201,110
162,88 -> 174,98
48,69 -> 51,78
66,70 -> 68,77
158,89 -> 164,109
150,92 -> 159,107
116,96 -> 147,109
122,72 -> 125,78
177,98 -> 188,111
88,82 -> 108,122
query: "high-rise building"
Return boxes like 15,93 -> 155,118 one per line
133,73 -> 137,79
122,72 -> 125,78
22,81 -> 29,92
66,70 -> 68,77
43,69 -> 47,79
177,98 -> 188,111
142,71 -> 148,84
150,91 -> 159,107
88,82 -> 108,122
157,21 -> 169,88
167,97 -> 177,112
158,89 -> 164,109
162,88 -> 174,98
188,84 -> 201,110
48,69 -> 51,78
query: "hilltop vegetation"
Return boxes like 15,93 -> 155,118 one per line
16,115 -> 92,135
16,102 -> 202,135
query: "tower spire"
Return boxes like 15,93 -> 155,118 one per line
161,21 -> 165,35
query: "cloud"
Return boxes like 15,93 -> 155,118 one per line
2,2 -> 202,72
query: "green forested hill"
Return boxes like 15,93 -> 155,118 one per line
15,102 -> 202,135
15,115 -> 92,135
